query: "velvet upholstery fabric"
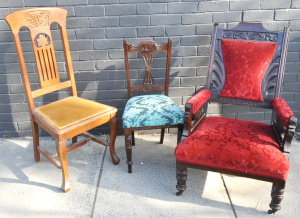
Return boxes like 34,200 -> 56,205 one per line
122,94 -> 184,128
272,98 -> 294,126
34,96 -> 115,129
175,117 -> 289,180
219,39 -> 277,101
187,89 -> 211,114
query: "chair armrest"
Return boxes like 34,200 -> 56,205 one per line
187,89 -> 211,114
272,98 -> 297,153
272,98 -> 294,127
181,89 -> 211,141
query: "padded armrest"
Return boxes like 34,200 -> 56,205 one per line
187,89 -> 211,114
272,98 -> 294,127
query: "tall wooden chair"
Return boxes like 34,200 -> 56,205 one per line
123,39 -> 184,173
6,7 -> 120,192
175,22 -> 297,213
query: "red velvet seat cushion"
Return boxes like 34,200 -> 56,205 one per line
219,39 -> 277,102
175,117 -> 290,180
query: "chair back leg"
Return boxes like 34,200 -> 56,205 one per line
160,128 -> 165,144
32,121 -> 40,162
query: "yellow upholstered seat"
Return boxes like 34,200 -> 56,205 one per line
33,96 -> 116,129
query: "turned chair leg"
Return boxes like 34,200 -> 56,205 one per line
108,115 -> 120,165
176,161 -> 188,196
125,128 -> 133,173
160,128 -> 165,144
268,180 -> 285,214
55,135 -> 70,192
32,121 -> 40,162
131,131 -> 135,146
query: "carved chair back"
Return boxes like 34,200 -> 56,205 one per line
6,7 -> 77,115
123,39 -> 172,99
206,22 -> 289,111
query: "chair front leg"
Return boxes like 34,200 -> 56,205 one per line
55,135 -> 70,192
160,128 -> 165,144
32,121 -> 40,162
109,114 -> 120,165
268,180 -> 285,214
176,161 -> 188,196
125,128 -> 133,173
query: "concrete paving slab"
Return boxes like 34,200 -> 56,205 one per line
93,135 -> 234,218
222,139 -> 300,218
0,137 -> 105,218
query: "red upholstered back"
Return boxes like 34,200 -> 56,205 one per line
219,39 -> 277,102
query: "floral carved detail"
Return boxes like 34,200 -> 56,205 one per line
35,33 -> 50,48
129,41 -> 167,52
25,10 -> 50,29
223,31 -> 278,42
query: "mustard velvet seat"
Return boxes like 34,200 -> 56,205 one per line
34,97 -> 116,131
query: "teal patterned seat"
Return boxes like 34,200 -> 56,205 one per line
122,95 -> 184,128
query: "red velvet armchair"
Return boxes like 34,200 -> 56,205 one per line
175,22 -> 297,214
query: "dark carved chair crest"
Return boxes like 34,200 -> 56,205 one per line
175,22 -> 297,214
123,39 -> 184,173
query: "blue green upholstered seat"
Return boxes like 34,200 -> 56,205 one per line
122,94 -> 184,128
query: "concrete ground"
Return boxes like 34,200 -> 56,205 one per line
0,134 -> 299,218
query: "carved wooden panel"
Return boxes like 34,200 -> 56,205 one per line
33,33 -> 60,88
124,39 -> 171,97
25,10 -> 50,29
223,30 -> 278,42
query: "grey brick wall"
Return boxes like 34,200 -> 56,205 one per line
0,0 -> 300,137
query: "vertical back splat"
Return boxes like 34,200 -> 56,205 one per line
26,10 -> 60,88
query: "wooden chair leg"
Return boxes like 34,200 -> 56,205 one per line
176,161 -> 188,196
32,121 -> 40,162
131,131 -> 135,146
55,135 -> 70,192
268,180 -> 285,214
72,136 -> 78,144
177,124 -> 184,144
160,128 -> 165,144
125,128 -> 133,173
108,115 -> 120,165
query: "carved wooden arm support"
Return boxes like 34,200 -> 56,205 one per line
272,98 -> 297,153
181,89 -> 211,141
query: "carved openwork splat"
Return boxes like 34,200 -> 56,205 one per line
124,39 -> 171,98
33,32 -> 60,88
130,41 -> 168,86
25,10 -> 50,29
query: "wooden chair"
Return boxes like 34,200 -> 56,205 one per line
123,39 -> 184,173
175,22 -> 297,213
5,7 -> 120,192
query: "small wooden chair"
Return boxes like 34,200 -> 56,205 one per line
123,39 -> 184,173
175,22 -> 297,213
6,7 -> 120,192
